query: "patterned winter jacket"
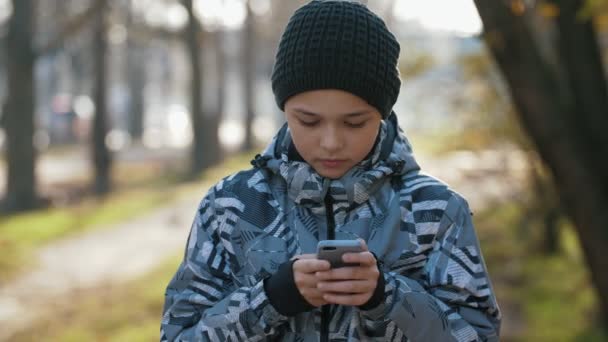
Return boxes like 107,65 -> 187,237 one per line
161,113 -> 501,341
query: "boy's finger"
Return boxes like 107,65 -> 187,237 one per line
291,253 -> 316,261
294,259 -> 331,273
357,238 -> 369,251
294,273 -> 322,288
317,280 -> 374,294
316,266 -> 375,281
342,251 -> 376,265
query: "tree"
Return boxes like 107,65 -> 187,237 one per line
458,50 -> 564,254
183,0 -> 206,176
125,4 -> 145,142
1,0 -> 107,212
201,25 -> 223,167
214,26 -> 226,161
242,0 -> 256,151
92,0 -> 111,195
2,0 -> 38,212
473,0 -> 608,327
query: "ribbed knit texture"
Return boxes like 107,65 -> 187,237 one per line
271,0 -> 401,118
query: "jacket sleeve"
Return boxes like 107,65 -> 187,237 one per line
359,194 -> 501,341
160,187 -> 289,341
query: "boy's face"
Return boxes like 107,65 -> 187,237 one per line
284,89 -> 382,179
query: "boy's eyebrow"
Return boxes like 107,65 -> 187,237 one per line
293,108 -> 373,118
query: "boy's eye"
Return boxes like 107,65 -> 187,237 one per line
346,121 -> 366,128
299,120 -> 319,127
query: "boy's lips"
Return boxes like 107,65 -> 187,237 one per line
319,159 -> 347,168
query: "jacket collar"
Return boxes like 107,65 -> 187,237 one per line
253,112 -> 420,210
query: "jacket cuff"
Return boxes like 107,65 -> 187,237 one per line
264,259 -> 315,316
358,252 -> 386,311
249,279 -> 290,332
359,270 -> 386,311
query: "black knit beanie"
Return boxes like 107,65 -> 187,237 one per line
271,0 -> 401,119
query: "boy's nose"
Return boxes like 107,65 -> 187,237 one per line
319,127 -> 344,152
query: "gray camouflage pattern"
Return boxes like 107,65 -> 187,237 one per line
161,114 -> 501,341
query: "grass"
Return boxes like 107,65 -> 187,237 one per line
472,201 -> 606,342
0,151 -> 255,282
518,226 -> 605,342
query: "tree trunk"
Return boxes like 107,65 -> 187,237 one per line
201,28 -> 224,166
2,0 -> 39,212
543,207 -> 560,254
183,0 -> 206,176
530,161 -> 561,255
126,8 -> 145,142
126,46 -> 145,141
215,28 -> 226,162
552,0 -> 608,191
473,0 -> 608,328
242,1 -> 256,151
92,1 -> 111,195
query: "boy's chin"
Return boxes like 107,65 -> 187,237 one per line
315,167 -> 349,180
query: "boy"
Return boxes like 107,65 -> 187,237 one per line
161,1 -> 501,341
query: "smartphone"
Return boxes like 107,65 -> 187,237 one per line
316,240 -> 363,268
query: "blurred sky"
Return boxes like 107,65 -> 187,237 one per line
393,0 -> 482,36
0,0 -> 483,36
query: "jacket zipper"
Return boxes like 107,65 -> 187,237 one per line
321,192 -> 335,342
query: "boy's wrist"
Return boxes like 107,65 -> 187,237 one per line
264,259 -> 316,316
358,269 -> 386,311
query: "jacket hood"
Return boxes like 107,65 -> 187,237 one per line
251,112 -> 420,210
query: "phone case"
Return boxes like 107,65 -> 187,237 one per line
316,240 -> 363,268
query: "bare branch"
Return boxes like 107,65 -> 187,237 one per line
34,0 -> 192,56
126,22 -> 184,44
34,0 -> 104,58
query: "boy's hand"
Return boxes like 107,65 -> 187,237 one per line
292,254 -> 331,307
314,240 -> 380,306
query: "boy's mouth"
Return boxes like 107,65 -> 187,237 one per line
320,159 -> 347,168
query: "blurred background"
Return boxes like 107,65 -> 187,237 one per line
0,0 -> 607,340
